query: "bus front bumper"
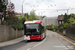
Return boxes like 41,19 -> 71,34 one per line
24,35 -> 42,40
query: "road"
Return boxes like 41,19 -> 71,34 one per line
0,30 -> 75,50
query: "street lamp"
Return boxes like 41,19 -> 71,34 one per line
18,0 -> 25,18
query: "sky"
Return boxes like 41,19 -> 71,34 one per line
10,0 -> 75,17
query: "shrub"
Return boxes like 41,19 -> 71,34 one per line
46,25 -> 50,30
63,23 -> 69,28
53,25 -> 58,31
60,26 -> 63,29
5,15 -> 18,25
56,30 -> 59,32
12,23 -> 23,30
58,25 -> 63,29
49,24 -> 54,30
6,15 -> 24,30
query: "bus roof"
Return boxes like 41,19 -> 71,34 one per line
24,20 -> 42,24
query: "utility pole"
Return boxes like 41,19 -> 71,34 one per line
22,0 -> 25,18
18,0 -> 25,18
22,4 -> 23,18
67,9 -> 68,14
67,7 -> 70,15
40,11 -> 42,19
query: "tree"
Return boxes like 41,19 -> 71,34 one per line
42,16 -> 46,18
5,2 -> 16,24
63,13 -> 68,23
63,13 -> 75,28
49,24 -> 54,29
18,15 -> 22,19
0,0 -> 6,12
67,14 -> 75,27
68,17 -> 75,24
29,10 -> 37,20
63,23 -> 69,28
7,2 -> 15,17
53,25 -> 58,31
24,13 -> 29,19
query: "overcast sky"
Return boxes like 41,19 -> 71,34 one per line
10,0 -> 75,17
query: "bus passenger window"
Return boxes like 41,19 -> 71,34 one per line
41,26 -> 44,33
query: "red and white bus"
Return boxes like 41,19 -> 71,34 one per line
24,20 -> 46,41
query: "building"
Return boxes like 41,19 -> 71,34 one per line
42,17 -> 58,25
57,15 -> 64,25
15,13 -> 25,17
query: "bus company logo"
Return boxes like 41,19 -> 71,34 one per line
27,24 -> 29,26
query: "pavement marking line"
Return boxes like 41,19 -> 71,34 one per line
33,37 -> 46,48
27,37 -> 47,50
56,33 -> 75,45
55,36 -> 57,37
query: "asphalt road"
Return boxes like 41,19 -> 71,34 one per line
0,30 -> 75,50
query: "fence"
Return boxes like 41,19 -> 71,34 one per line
66,28 -> 75,35
59,28 -> 75,35
59,29 -> 63,34
0,25 -> 24,42
59,28 -> 75,40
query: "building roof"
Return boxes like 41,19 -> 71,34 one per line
15,12 -> 25,16
57,15 -> 64,20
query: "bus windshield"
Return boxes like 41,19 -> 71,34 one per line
25,24 -> 41,35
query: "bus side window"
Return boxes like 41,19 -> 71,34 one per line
24,24 -> 26,35
41,26 -> 44,33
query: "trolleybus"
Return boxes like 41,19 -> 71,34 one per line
24,20 -> 46,41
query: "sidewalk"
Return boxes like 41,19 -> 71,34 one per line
0,36 -> 24,47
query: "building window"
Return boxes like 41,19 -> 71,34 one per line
59,21 -> 61,24
62,21 -> 64,24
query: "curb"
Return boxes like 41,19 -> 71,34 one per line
0,36 -> 24,47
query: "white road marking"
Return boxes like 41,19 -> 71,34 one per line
33,37 -> 46,48
27,37 -> 47,50
27,48 -> 31,50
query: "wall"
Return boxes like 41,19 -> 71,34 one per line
0,25 -> 24,42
